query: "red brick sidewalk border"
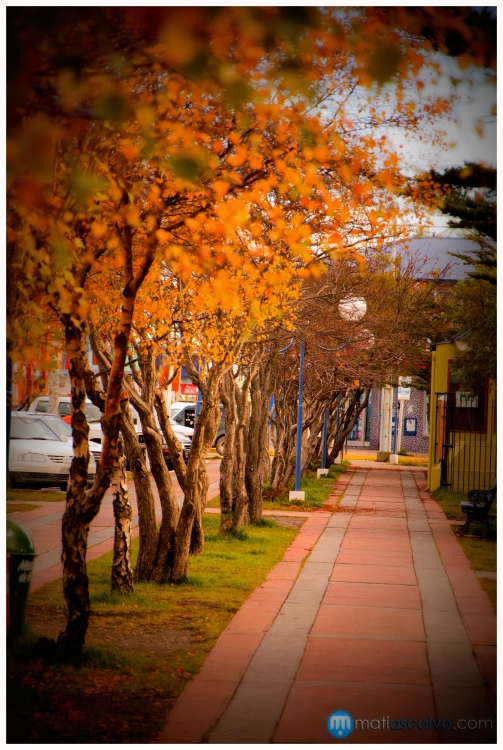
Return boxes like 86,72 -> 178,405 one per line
414,474 -> 496,713
153,514 -> 330,744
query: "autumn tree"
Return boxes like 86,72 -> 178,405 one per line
8,6 -> 495,648
269,253 -> 446,485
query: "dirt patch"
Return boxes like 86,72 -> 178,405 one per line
25,606 -> 196,653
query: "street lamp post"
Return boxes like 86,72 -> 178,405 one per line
289,340 -> 306,501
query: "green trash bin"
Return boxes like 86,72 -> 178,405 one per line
7,519 -> 36,635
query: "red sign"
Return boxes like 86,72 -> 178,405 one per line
180,383 -> 198,397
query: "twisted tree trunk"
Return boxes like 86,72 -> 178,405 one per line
171,368 -> 222,582
123,351 -> 180,583
219,371 -> 237,533
246,355 -> 275,522
155,389 -> 187,492
110,436 -> 133,593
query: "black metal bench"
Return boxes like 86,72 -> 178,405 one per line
459,480 -> 496,536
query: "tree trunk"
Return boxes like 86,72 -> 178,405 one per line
219,371 -> 236,532
328,389 -> 370,464
246,357 -> 275,522
110,436 -> 133,593
58,316 -> 93,650
171,370 -> 221,582
123,350 -> 180,583
155,389 -> 187,492
230,374 -> 250,531
189,456 -> 209,555
120,403 -> 159,582
300,405 -> 325,475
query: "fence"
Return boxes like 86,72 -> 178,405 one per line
434,392 -> 496,493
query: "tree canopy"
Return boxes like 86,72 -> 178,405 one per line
7,6 -> 496,650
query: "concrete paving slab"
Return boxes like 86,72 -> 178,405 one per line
336,550 -> 414,567
297,561 -> 334,580
407,520 -> 431,532
268,601 -> 320,636
209,679 -> 294,744
326,514 -> 352,528
155,678 -> 238,744
299,638 -> 430,685
330,563 -> 417,586
462,613 -> 497,646
323,582 -> 422,610
196,633 -> 264,682
340,537 -> 411,552
311,604 -> 425,640
241,634 -> 306,683
265,561 -> 301,581
273,682 -> 439,744
422,609 -> 474,643
426,639 -> 487,689
348,516 -> 408,530
433,687 -> 495,743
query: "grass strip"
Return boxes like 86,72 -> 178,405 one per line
7,514 -> 299,744
457,537 -> 496,573
7,489 -> 65,503
479,578 -> 497,611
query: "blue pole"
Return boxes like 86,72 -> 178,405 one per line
336,393 -> 341,440
393,383 -> 399,454
194,359 -> 202,424
295,340 -> 305,492
321,404 -> 329,469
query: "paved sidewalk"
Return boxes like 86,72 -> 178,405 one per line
156,469 -> 496,744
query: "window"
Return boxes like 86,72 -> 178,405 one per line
448,362 -> 486,432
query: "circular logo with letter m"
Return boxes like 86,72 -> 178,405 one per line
327,710 -> 354,738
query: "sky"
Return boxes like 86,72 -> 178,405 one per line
388,51 -> 496,232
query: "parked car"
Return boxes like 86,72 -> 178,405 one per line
19,396 -> 142,443
20,412 -> 103,467
9,412 -> 96,490
20,396 -> 104,443
20,395 -> 193,445
171,403 -> 225,455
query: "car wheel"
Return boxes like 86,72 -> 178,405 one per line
215,436 -> 225,456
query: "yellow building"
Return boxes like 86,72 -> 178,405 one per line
427,332 -> 496,493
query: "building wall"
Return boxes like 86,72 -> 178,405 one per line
399,388 -> 429,454
368,386 -> 381,450
367,385 -> 429,454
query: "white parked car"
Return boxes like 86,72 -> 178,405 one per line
19,396 -> 144,443
9,412 -> 96,490
22,412 -> 103,467
21,396 -> 104,443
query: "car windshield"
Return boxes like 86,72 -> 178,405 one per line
84,403 -> 102,423
40,415 -> 72,438
11,416 -> 61,441
36,399 -> 102,424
